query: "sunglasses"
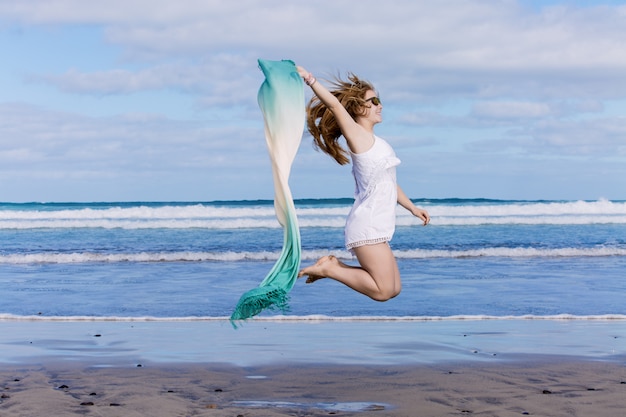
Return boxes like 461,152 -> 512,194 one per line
365,96 -> 382,106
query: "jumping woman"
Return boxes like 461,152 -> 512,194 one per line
296,65 -> 430,301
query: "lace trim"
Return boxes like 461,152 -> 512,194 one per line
346,236 -> 391,249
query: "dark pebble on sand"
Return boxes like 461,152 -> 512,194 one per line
110,403 -> 121,406
94,334 -> 101,337
80,401 -> 94,406
542,389 -> 552,394
89,392 -> 97,396
58,385 -> 69,390
214,388 -> 223,392
1,394 -> 10,399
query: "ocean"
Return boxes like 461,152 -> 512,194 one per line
1,198 -> 625,321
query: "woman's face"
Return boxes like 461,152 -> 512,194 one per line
363,89 -> 383,124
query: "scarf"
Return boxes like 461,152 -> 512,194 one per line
230,59 -> 304,326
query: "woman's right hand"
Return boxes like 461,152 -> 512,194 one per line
296,65 -> 316,87
296,65 -> 308,79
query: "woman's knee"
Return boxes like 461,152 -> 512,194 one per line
353,243 -> 401,301
371,283 -> 401,302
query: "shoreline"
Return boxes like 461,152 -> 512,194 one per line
1,318 -> 624,367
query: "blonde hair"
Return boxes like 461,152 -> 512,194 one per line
306,73 -> 375,165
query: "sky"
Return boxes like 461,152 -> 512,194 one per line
1,0 -> 625,202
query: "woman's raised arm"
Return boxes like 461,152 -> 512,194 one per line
296,65 -> 370,150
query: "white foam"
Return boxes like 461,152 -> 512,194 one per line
394,246 -> 626,259
0,246 -> 623,264
1,200 -> 625,229
1,313 -> 625,322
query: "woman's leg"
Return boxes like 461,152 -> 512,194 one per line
298,242 -> 401,301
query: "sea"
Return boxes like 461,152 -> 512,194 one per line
1,198 -> 625,322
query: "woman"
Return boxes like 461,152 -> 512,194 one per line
296,65 -> 430,301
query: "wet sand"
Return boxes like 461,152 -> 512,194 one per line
2,360 -> 626,416
1,319 -> 625,415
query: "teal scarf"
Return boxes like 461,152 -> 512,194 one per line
230,59 -> 304,326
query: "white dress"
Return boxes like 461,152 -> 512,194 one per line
345,136 -> 401,251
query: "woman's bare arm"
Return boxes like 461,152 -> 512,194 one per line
397,185 -> 430,225
297,66 -> 371,153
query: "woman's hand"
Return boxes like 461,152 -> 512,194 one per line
296,65 -> 308,79
413,207 -> 430,226
397,185 -> 430,226
296,65 -> 315,86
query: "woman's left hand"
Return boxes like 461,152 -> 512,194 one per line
413,207 -> 430,226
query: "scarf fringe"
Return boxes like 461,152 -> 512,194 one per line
230,285 -> 290,328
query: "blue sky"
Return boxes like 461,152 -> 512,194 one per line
1,0 -> 625,202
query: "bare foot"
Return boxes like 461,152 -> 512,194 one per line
305,274 -> 324,284
298,255 -> 338,284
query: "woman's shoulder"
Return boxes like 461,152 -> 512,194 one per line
351,135 -> 395,159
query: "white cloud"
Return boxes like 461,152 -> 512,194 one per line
0,103 -> 267,175
464,116 -> 626,157
0,0 -> 216,24
525,117 -> 626,156
471,101 -> 553,119
2,0 -> 626,200
397,99 -> 603,129
26,54 -> 259,108
8,0 -> 626,102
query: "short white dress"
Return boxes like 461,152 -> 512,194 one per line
345,136 -> 401,251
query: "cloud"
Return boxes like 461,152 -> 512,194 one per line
30,67 -> 199,95
397,98 -> 604,128
471,101 -> 553,119
522,117 -> 626,156
26,54 -> 260,108
9,0 -> 626,102
0,0 -> 209,24
396,97 -> 625,160
40,2 -> 626,71
2,0 -> 626,201
463,115 -> 626,158
0,103 -> 267,176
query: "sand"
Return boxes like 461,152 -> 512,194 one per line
1,319 -> 625,416
1,360 -> 626,416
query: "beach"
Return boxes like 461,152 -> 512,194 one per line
2,360 -> 626,416
1,319 -> 625,416
2,199 -> 625,415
